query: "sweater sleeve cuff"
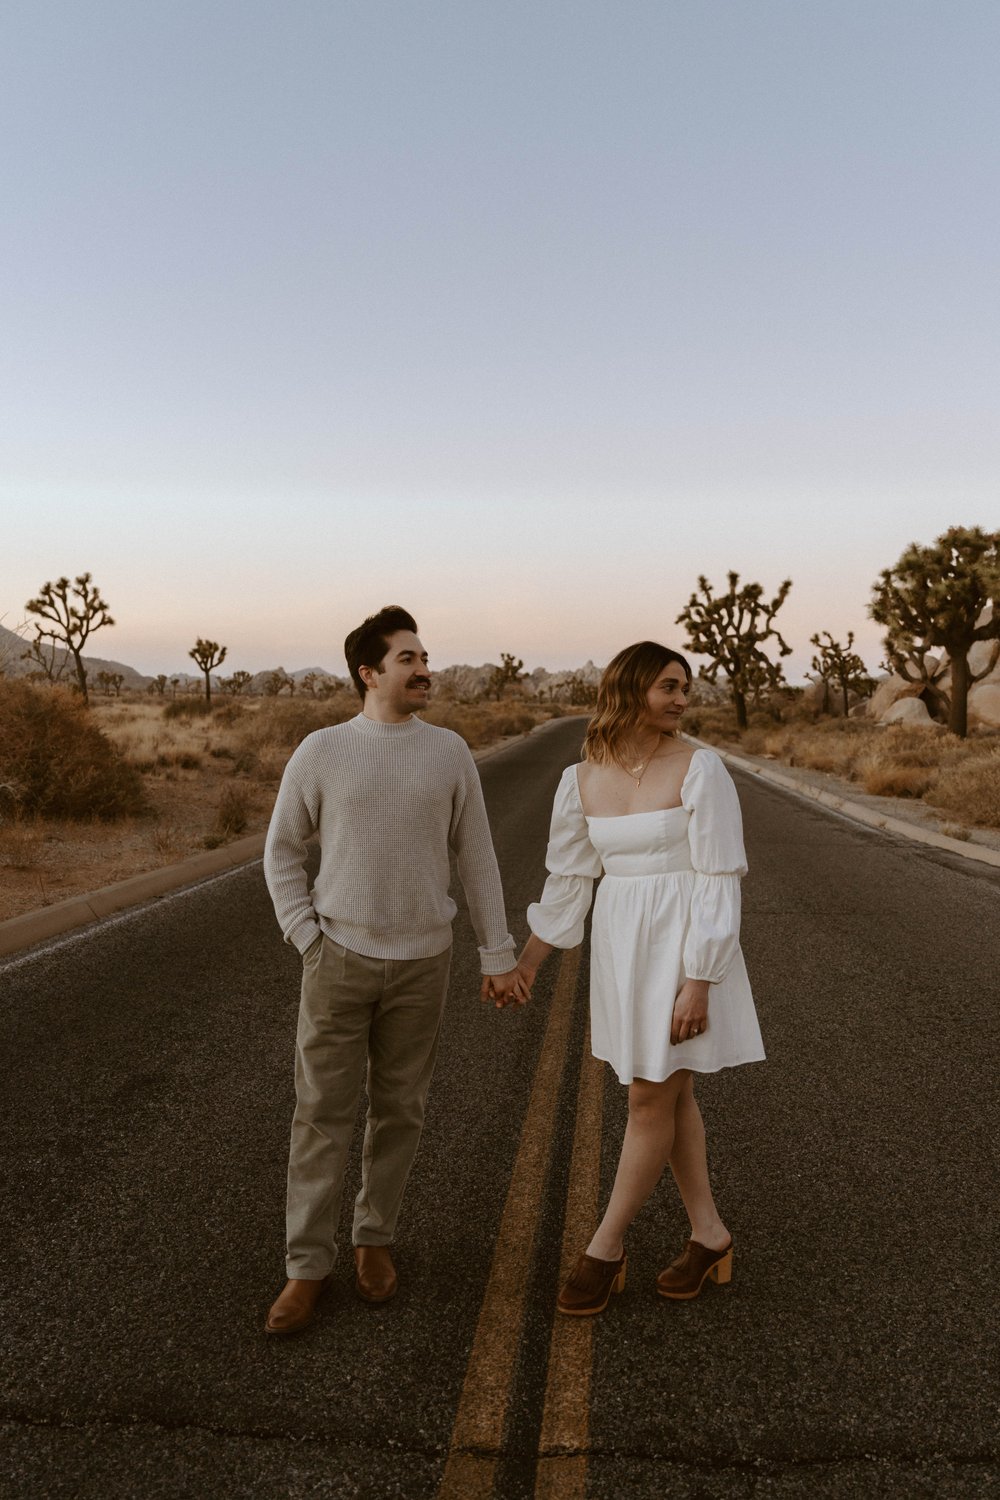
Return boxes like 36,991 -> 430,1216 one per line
479,935 -> 517,975
286,914 -> 323,955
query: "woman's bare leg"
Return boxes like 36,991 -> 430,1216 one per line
586,1073 -> 687,1260
667,1074 -> 730,1250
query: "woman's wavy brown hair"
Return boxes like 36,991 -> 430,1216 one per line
583,641 -> 691,766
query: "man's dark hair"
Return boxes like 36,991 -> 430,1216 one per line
344,606 -> 419,699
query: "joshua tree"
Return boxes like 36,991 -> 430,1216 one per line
869,526 -> 1000,738
677,572 -> 793,730
188,638 -> 228,703
263,668 -> 295,697
565,672 -> 598,707
95,670 -> 124,697
24,572 -> 114,703
222,669 -> 254,697
151,674 -> 168,696
20,633 -> 69,685
809,631 -> 873,717
301,671 -> 337,698
487,652 -> 527,700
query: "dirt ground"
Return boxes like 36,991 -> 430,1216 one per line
0,749 -> 274,923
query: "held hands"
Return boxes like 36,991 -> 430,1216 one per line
670,978 -> 710,1046
480,962 -> 535,1009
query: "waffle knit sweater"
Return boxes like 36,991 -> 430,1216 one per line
263,713 -> 516,974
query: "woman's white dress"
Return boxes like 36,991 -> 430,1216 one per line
527,748 -> 765,1084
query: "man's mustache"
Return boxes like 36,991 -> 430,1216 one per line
407,677 -> 431,688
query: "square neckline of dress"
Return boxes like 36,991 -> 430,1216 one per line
574,747 -> 707,821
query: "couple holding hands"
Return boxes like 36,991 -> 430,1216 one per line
263,606 -> 764,1335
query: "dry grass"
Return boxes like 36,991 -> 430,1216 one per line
422,699 -> 556,748
204,783 -> 259,847
925,750 -> 1000,827
0,819 -> 43,872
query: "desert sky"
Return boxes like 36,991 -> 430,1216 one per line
2,1 -> 998,679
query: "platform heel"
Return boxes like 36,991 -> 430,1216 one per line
656,1238 -> 734,1300
557,1250 -> 628,1316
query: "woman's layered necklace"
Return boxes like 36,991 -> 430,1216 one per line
624,734 -> 664,788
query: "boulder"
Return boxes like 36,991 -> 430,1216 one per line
881,697 -> 934,726
968,683 -> 1000,730
866,674 -> 922,720
967,638 -> 1000,683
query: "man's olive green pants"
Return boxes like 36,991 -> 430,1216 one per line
285,933 -> 451,1279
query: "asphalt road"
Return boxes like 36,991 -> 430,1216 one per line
2,716 -> 999,1500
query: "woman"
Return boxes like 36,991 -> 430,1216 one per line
510,641 -> 765,1315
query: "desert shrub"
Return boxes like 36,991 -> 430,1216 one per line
163,697 -> 215,720
205,783 -> 255,845
422,704 -> 494,748
0,680 -> 146,820
681,706 -> 742,743
856,761 -> 937,798
239,698 -> 356,755
422,700 -> 554,747
490,705 -> 539,737
231,748 -> 259,776
155,750 -> 203,770
212,700 -> 247,726
739,727 -> 769,755
925,752 -> 1000,827
150,824 -> 186,857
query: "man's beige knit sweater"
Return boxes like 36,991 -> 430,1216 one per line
263,713 -> 516,974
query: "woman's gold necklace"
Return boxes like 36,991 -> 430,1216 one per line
624,736 -> 664,787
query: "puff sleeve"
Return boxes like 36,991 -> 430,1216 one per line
680,749 -> 747,983
527,765 -> 603,948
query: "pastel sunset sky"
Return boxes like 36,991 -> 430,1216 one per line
3,2 -> 997,680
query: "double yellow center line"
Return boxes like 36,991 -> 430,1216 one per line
437,946 -> 604,1500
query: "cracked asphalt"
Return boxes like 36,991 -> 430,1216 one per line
2,715 -> 999,1499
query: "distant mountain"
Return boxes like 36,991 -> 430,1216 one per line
0,623 -> 150,689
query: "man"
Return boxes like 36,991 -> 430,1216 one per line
262,605 -> 520,1334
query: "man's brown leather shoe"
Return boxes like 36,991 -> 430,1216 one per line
354,1245 -> 397,1303
264,1275 -> 330,1335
